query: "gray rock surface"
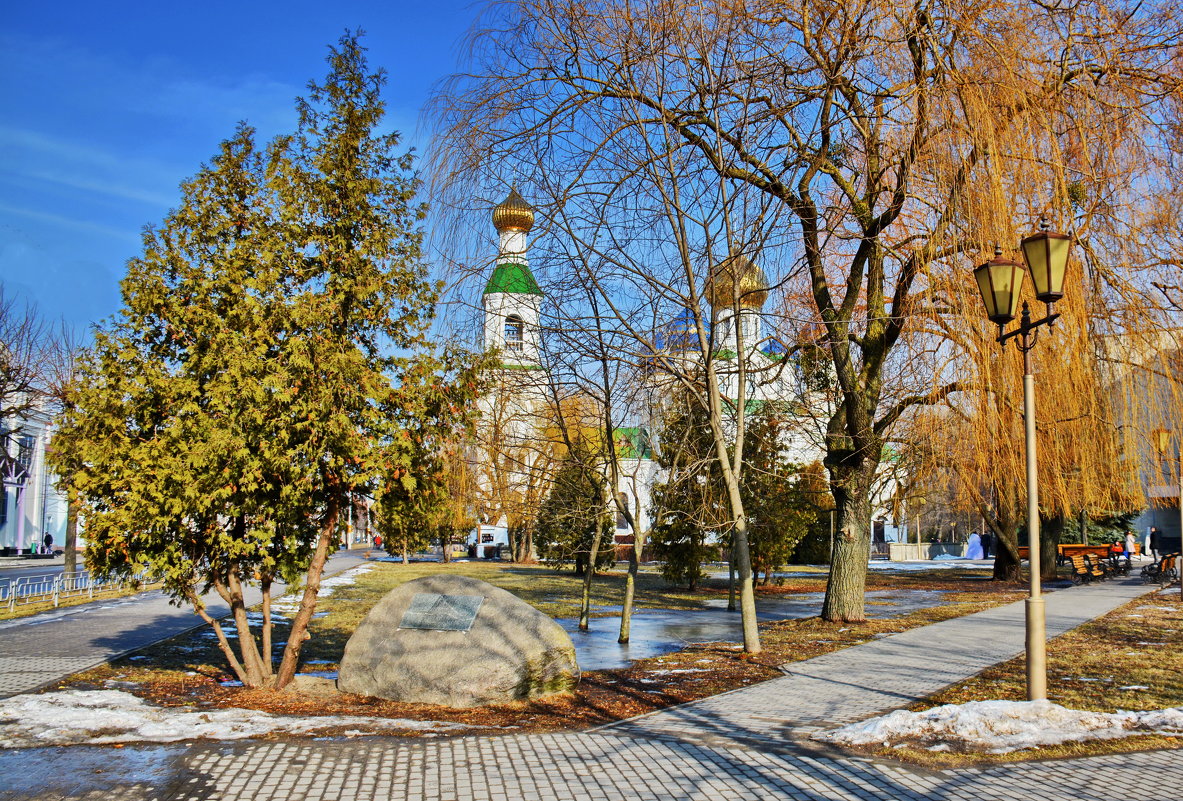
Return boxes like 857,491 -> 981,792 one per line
337,574 -> 579,707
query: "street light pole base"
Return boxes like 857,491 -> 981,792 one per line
1025,596 -> 1047,701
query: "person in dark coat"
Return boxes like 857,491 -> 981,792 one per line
980,531 -> 993,559
1150,527 -> 1161,560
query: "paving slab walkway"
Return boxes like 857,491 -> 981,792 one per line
2,575 -> 1180,801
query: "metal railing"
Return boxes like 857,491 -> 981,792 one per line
0,571 -> 157,613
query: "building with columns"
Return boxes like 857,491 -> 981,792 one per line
1,401 -> 69,555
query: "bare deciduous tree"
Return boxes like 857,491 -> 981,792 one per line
432,0 -> 1183,622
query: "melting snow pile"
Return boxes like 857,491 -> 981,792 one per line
813,700 -> 1183,753
0,689 -> 472,748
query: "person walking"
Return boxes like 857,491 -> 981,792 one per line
1150,526 -> 1161,561
1124,530 -> 1137,563
980,531 -> 993,559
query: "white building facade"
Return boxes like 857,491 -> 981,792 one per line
1,401 -> 69,555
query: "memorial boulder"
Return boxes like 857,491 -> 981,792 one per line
337,574 -> 579,707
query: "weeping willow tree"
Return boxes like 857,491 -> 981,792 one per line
900,0 -> 1183,580
912,276 -> 1149,581
431,0 -> 1183,622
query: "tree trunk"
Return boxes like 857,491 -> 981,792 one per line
63,493 -> 79,577
275,494 -> 339,689
507,525 -> 519,564
520,526 -> 534,563
579,514 -> 604,632
216,570 -> 266,687
1040,513 -> 1064,581
731,516 -> 760,653
187,589 -> 250,685
822,477 -> 872,623
982,489 -> 1023,582
618,528 -> 645,644
993,535 -> 1023,581
261,574 -> 273,676
441,530 -> 451,563
727,538 -> 737,611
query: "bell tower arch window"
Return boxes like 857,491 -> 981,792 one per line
504,315 -> 525,353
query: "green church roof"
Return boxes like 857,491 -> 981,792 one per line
613,426 -> 653,459
483,262 -> 543,296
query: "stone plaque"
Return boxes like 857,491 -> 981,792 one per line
398,593 -> 484,632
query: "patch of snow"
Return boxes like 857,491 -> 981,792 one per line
271,565 -> 373,615
813,700 -> 1183,754
1126,614 -> 1144,618
0,689 -> 477,748
867,561 -> 991,572
931,554 -> 970,561
1138,606 -> 1175,612
646,668 -> 711,675
1120,685 -> 1150,691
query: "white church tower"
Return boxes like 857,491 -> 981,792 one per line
483,188 -> 543,368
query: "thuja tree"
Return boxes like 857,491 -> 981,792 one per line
433,0 -> 1183,622
51,34 -> 447,689
651,397 -> 820,588
649,395 -> 727,590
535,453 -> 615,576
743,405 -> 820,584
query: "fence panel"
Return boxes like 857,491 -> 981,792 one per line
2,571 -> 156,613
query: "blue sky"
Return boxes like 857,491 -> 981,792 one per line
1,0 -> 478,332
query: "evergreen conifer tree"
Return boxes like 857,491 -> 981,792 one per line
51,34 -> 474,690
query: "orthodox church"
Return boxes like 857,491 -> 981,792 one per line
468,189 -> 661,556
467,189 -> 900,558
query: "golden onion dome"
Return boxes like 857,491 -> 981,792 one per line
492,187 -> 536,233
705,253 -> 768,309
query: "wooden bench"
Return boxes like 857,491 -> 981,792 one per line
1142,553 -> 1180,586
1069,554 -> 1105,584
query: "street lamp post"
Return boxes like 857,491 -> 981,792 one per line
973,218 -> 1072,702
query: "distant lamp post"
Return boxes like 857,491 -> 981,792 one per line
973,217 -> 1073,703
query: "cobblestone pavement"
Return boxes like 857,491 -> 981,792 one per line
2,576 -> 1179,801
0,551 -> 368,698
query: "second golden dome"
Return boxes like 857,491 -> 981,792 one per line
705,253 -> 768,309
